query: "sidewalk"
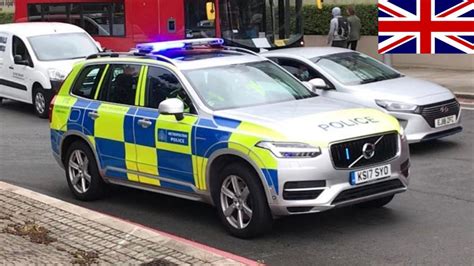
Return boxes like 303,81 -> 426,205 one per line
0,182 -> 259,265
396,67 -> 474,99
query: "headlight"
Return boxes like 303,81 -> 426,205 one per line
48,68 -> 67,81
256,142 -> 321,158
375,99 -> 420,113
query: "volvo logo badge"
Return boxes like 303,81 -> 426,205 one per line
362,143 -> 376,160
440,106 -> 449,113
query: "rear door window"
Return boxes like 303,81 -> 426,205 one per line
98,64 -> 141,105
72,65 -> 107,99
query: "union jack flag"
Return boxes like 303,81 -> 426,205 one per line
378,0 -> 474,54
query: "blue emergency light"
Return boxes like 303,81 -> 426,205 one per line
136,38 -> 224,54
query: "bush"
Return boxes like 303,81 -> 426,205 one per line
303,4 -> 378,36
0,13 -> 14,24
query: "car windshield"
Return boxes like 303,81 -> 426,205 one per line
311,52 -> 402,85
28,33 -> 99,61
184,61 -> 314,110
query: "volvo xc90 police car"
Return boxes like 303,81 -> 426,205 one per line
50,39 -> 410,238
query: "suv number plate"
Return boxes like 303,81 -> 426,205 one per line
350,164 -> 391,185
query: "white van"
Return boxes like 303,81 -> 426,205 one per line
0,22 -> 101,118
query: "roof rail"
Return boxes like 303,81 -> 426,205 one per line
222,46 -> 260,57
85,51 -> 176,66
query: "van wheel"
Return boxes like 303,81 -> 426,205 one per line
65,141 -> 106,201
357,195 -> 395,208
33,86 -> 49,118
215,163 -> 273,238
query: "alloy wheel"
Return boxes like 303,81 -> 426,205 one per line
68,150 -> 91,194
220,175 -> 253,229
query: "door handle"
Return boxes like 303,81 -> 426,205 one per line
137,118 -> 152,128
88,111 -> 100,120
9,66 -> 14,70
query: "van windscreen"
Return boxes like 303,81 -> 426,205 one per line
28,32 -> 99,61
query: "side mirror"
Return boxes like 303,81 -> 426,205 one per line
308,78 -> 329,89
159,98 -> 184,121
14,55 -> 28,66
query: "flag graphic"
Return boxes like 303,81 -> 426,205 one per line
378,0 -> 474,54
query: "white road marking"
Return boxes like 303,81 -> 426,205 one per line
461,107 -> 474,111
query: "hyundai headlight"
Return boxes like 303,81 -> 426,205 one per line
48,68 -> 67,81
375,100 -> 420,113
256,142 -> 321,158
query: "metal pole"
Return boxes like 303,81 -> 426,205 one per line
383,54 -> 392,66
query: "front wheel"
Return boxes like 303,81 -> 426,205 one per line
215,163 -> 273,238
33,87 -> 49,118
357,195 -> 395,208
65,141 -> 106,201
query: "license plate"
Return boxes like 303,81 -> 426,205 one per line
434,115 -> 456,128
350,164 -> 391,185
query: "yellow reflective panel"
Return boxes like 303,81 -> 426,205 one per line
94,103 -> 129,141
136,145 -> 158,176
58,62 -> 85,96
94,64 -> 109,100
125,143 -> 139,182
51,96 -> 77,131
138,176 -> 160,186
155,115 -> 198,154
192,155 -> 208,190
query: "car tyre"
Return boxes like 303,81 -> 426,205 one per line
215,162 -> 273,238
357,195 -> 395,208
65,141 -> 106,201
33,86 -> 49,118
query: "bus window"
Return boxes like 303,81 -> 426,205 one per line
26,2 -> 125,37
185,0 -> 216,39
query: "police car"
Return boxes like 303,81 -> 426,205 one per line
50,39 -> 410,238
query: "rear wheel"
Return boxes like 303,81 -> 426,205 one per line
215,163 -> 273,238
358,195 -> 395,208
65,141 -> 105,201
33,86 -> 49,118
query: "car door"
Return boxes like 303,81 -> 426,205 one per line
8,35 -> 34,102
133,65 -> 198,193
91,63 -> 142,181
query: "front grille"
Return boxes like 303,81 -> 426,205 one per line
420,99 -> 460,128
332,179 -> 405,204
283,181 -> 325,200
330,132 -> 398,169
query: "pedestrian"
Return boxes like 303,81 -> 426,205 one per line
347,6 -> 361,50
327,7 -> 350,48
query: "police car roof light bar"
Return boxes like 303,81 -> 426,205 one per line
136,38 -> 225,54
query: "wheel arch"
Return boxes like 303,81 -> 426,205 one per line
60,131 -> 105,181
206,148 -> 276,206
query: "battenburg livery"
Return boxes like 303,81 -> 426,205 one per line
50,39 -> 410,238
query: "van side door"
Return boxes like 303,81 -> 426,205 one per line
0,32 -> 14,99
8,35 -> 36,102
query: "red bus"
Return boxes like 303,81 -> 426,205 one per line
14,0 -> 304,52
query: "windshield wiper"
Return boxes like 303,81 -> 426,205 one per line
360,77 -> 385,84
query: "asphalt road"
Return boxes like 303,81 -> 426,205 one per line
1,100 -> 473,265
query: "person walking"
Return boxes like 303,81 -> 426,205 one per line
327,7 -> 350,48
347,6 -> 361,50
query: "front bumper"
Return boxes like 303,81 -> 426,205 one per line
391,110 -> 462,143
268,135 -> 410,216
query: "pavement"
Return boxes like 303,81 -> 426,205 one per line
396,67 -> 474,99
0,182 -> 258,265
